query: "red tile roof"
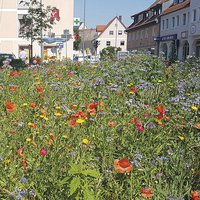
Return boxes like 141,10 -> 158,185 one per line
96,25 -> 106,32
161,0 -> 190,16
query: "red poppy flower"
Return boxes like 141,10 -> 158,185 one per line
22,159 -> 27,171
10,71 -> 21,77
9,85 -> 17,92
108,121 -> 116,127
155,105 -> 165,119
67,71 -> 73,77
69,119 -> 77,127
17,147 -> 24,157
40,148 -> 47,156
194,123 -> 200,129
114,158 -> 133,174
36,87 -> 44,93
130,117 -> 141,124
5,101 -> 16,112
49,133 -> 55,140
140,187 -> 154,198
30,102 -> 37,109
130,87 -> 137,93
192,191 -> 200,200
88,102 -> 98,110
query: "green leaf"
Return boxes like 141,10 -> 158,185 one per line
58,176 -> 70,186
69,177 -> 81,196
82,169 -> 100,178
84,188 -> 95,200
68,163 -> 81,175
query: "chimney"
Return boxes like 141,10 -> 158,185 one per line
119,16 -> 122,22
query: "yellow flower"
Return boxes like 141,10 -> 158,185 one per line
44,117 -> 49,121
26,138 -> 32,142
55,106 -> 61,110
36,81 -> 41,85
54,112 -> 62,116
178,136 -> 185,141
62,134 -> 68,139
22,103 -> 28,106
127,83 -> 133,87
40,115 -> 44,118
191,105 -> 198,111
157,80 -> 163,83
66,109 -> 71,113
82,139 -> 90,145
91,65 -> 97,68
28,122 -> 33,126
4,159 -> 11,164
34,114 -> 40,118
76,119 -> 85,124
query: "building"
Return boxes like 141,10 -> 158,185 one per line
0,0 -> 74,60
95,16 -> 127,56
189,0 -> 200,57
159,0 -> 190,60
78,28 -> 98,56
126,0 -> 173,54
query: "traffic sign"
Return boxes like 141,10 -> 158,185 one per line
56,42 -> 64,48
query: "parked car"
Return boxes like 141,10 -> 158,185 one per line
0,53 -> 16,60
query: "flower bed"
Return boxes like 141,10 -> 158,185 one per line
0,54 -> 199,199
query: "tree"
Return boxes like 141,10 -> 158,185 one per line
19,0 -> 55,62
100,46 -> 121,61
73,28 -> 81,51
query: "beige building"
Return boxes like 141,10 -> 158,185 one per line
0,0 -> 74,60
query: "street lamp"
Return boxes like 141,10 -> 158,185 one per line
82,0 -> 86,61
40,0 -> 44,63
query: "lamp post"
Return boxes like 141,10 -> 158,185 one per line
40,0 -> 44,63
82,0 -> 86,61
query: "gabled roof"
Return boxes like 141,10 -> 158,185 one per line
127,0 -> 171,31
96,16 -> 126,39
149,0 -> 169,9
96,25 -> 106,32
161,0 -> 190,16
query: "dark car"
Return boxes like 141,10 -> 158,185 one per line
0,53 -> 16,60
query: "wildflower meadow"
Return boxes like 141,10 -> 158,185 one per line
0,54 -> 199,200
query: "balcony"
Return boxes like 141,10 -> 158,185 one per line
17,0 -> 30,10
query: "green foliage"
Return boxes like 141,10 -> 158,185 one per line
19,0 -> 55,43
100,46 -> 121,60
0,54 -> 199,199
73,28 -> 81,51
10,59 -> 27,70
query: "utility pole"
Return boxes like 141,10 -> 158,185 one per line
40,0 -> 44,63
82,0 -> 86,61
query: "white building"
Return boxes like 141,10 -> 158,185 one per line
159,0 -> 190,60
95,16 -> 127,56
0,0 -> 74,61
159,0 -> 200,60
189,0 -> 200,57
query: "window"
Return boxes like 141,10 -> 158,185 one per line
120,41 -> 125,46
109,31 -> 114,35
172,17 -> 175,27
183,13 -> 186,25
176,15 -> 179,26
106,41 -> 111,46
193,9 -> 197,21
162,20 -> 165,30
118,30 -> 123,35
166,19 -> 169,29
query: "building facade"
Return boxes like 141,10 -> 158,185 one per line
127,0 -> 173,54
96,16 -> 127,56
159,0 -> 190,60
0,0 -> 74,60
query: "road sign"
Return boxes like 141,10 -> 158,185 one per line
74,18 -> 80,26
56,42 -> 64,48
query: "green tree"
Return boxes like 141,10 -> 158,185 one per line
100,46 -> 121,60
19,0 -> 55,62
73,28 -> 81,51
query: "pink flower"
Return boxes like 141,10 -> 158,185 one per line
40,148 -> 47,156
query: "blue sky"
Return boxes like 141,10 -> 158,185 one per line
74,0 -> 155,28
